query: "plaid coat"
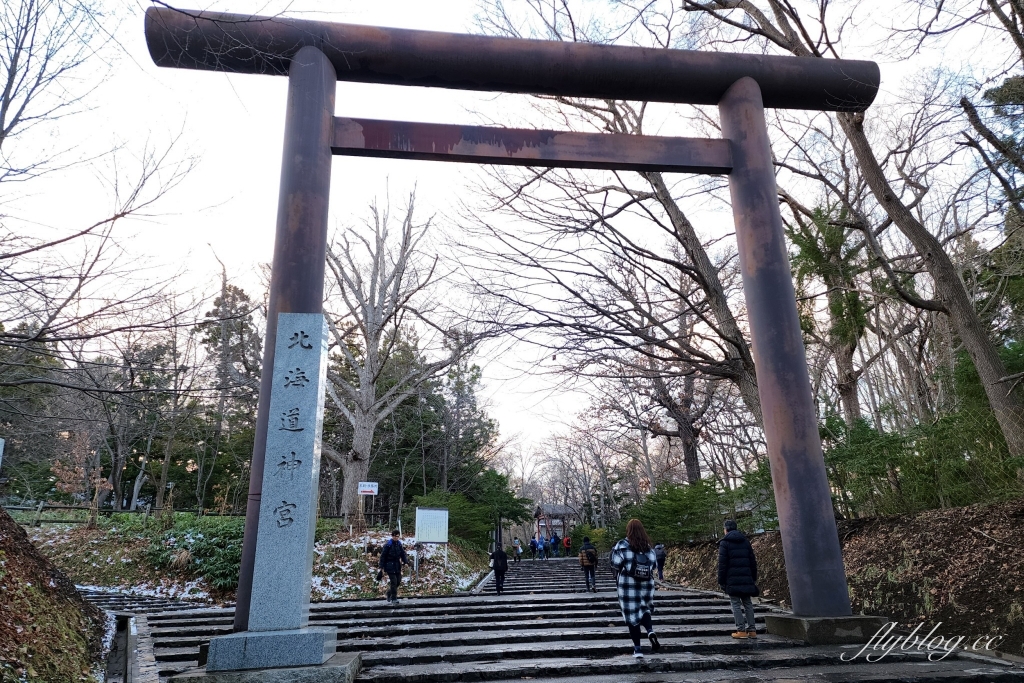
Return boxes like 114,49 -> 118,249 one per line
609,539 -> 657,626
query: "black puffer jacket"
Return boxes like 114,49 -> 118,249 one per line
379,539 -> 408,574
717,530 -> 758,597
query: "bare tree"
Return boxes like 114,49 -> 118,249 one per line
473,1 -> 764,429
322,194 -> 477,518
670,0 -> 1024,455
1,0 -> 110,184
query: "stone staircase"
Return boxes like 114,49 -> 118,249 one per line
79,588 -> 214,614
128,559 -> 1024,682
138,592 -> 1024,682
476,555 -> 617,594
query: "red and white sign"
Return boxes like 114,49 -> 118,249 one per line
357,481 -> 379,495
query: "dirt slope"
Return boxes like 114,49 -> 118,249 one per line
666,497 -> 1024,655
0,508 -> 105,682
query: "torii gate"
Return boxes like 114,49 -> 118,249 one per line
144,8 -> 881,672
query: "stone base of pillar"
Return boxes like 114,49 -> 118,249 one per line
171,652 -> 358,683
202,627 -> 337,672
766,614 -> 889,645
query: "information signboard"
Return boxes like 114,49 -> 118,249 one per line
414,507 -> 449,544
357,481 -> 379,495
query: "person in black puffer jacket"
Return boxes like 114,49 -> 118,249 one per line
717,519 -> 758,639
379,529 -> 409,604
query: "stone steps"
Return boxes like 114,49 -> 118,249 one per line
137,560 -> 1024,682
151,621 -> 773,653
510,666 -> 1024,683
477,556 -> 617,594
353,647 -> 950,681
78,588 -> 212,614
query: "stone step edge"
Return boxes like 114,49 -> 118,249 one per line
353,649 -> 943,681
146,616 -> 755,640
145,599 -> 748,625
151,631 -> 785,661
150,619 -> 768,647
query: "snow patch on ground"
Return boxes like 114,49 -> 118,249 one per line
76,578 -> 211,602
31,524 -> 487,604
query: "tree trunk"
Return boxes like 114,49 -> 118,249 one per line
835,339 -> 861,429
680,423 -> 701,484
340,415 -> 374,520
129,418 -> 160,511
839,112 -> 1024,456
154,408 -> 180,517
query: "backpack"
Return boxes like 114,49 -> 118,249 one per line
628,551 -> 654,580
579,547 -> 597,567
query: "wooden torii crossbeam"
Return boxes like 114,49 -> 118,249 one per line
144,8 -> 880,672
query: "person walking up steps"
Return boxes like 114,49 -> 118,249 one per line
579,536 -> 598,592
563,533 -> 572,559
379,529 -> 409,605
529,536 -> 537,560
610,519 -> 660,659
490,545 -> 509,595
536,535 -> 546,560
654,542 -> 667,581
550,531 -> 560,557
717,519 -> 759,639
512,536 -> 522,563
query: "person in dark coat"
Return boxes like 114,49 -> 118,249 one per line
379,529 -> 409,605
550,532 -> 561,557
654,543 -> 667,580
717,519 -> 758,638
490,546 -> 510,594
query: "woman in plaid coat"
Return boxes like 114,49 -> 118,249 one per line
610,519 -> 661,658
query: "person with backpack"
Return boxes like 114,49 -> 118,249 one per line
578,536 -> 599,592
563,534 -> 572,558
654,542 -> 667,581
550,531 -> 560,557
490,544 -> 510,594
610,519 -> 660,659
512,536 -> 522,563
528,536 -> 537,560
536,535 -> 546,560
717,519 -> 759,639
378,529 -> 409,605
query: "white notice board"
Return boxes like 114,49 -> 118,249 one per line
415,507 -> 449,544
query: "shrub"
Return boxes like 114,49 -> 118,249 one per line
147,515 -> 244,591
567,523 -> 613,551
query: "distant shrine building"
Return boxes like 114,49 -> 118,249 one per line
534,504 -> 579,538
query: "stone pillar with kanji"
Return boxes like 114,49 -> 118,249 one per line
206,313 -> 336,671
